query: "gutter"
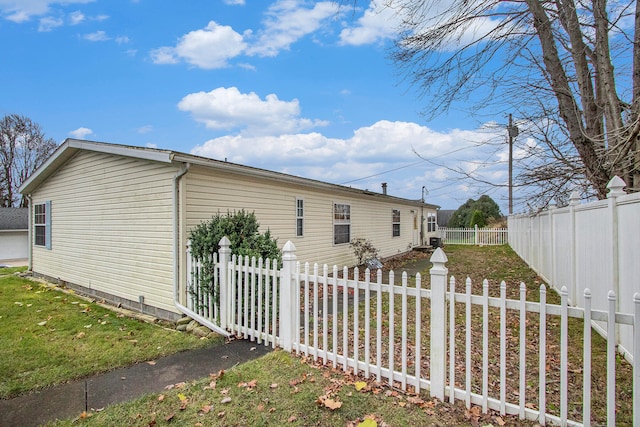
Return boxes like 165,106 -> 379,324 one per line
172,162 -> 230,337
26,194 -> 32,271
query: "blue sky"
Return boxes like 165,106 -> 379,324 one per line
0,0 -> 516,212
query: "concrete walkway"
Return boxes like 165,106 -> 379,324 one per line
0,339 -> 271,427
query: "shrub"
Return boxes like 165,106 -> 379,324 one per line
188,210 -> 281,304
350,237 -> 379,266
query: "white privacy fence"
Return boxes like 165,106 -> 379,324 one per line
508,176 -> 640,361
186,236 -> 639,426
438,225 -> 508,245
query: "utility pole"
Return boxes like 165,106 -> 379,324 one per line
507,114 -> 519,215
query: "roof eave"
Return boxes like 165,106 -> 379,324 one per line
19,139 -> 173,194
171,153 -> 439,209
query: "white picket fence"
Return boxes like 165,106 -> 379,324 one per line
186,237 -> 639,426
438,225 -> 508,245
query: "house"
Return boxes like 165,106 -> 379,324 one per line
19,139 -> 439,320
0,207 -> 29,261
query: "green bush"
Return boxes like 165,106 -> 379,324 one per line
468,209 -> 486,227
189,210 -> 280,262
188,210 -> 281,304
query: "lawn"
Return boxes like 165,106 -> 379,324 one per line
5,246 -> 634,426
0,269 -> 222,398
49,349 -> 536,427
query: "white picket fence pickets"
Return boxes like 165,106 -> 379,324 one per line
186,237 -> 639,426
438,225 -> 508,246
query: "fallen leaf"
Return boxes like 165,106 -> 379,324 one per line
165,412 -> 175,421
14,302 -> 23,306
495,416 -> 506,426
270,383 -> 279,389
147,361 -> 157,366
257,403 -> 265,412
75,332 -> 85,339
354,381 -> 367,391
200,405 -> 212,414
358,419 -> 378,427
323,398 -> 342,410
407,396 -> 424,405
37,321 -> 47,326
217,411 -> 225,418
158,394 -> 165,401
288,415 -> 297,422
177,393 -> 187,402
221,397 -> 232,404
84,324 -> 92,328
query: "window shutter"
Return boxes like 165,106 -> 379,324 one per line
45,200 -> 52,250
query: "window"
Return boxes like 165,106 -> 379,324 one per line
427,212 -> 437,232
296,198 -> 304,237
392,209 -> 401,237
333,203 -> 350,245
34,201 -> 51,249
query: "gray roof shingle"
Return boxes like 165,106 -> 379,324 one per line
0,208 -> 28,230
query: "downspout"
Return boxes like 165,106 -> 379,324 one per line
26,194 -> 33,271
172,162 -> 230,337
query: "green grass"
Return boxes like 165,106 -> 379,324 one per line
49,350 -> 531,427
0,273 -> 222,398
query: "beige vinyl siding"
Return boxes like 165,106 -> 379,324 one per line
184,165 -> 429,267
31,151 -> 178,313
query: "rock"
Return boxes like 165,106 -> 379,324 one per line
176,323 -> 188,332
193,326 -> 212,337
176,316 -> 192,325
186,320 -> 199,332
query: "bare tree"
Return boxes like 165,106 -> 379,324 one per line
379,0 -> 639,202
0,114 -> 57,207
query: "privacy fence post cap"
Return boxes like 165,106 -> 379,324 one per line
606,175 -> 626,198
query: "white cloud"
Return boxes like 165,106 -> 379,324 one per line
145,142 -> 158,148
69,10 -> 84,25
38,16 -> 62,31
0,0 -> 93,23
178,87 -> 328,136
150,21 -> 246,69
246,0 -> 338,57
189,119 -> 508,207
137,125 -> 153,134
223,0 -> 245,4
339,1 -> 399,46
83,30 -> 109,41
69,127 -> 93,139
115,36 -> 130,44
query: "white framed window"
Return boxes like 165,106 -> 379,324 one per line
333,203 -> 351,245
392,209 -> 401,237
34,201 -> 51,249
296,198 -> 304,237
427,212 -> 437,232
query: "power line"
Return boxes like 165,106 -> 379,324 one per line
340,142 -> 488,185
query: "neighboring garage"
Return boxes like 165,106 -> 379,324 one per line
0,207 -> 28,261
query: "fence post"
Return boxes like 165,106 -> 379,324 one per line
474,224 -> 479,245
568,191 -> 580,305
430,247 -> 448,400
280,240 -> 297,352
607,176 -> 625,316
218,236 -> 231,330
